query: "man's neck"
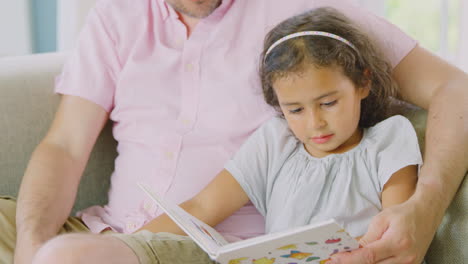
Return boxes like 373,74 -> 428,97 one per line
179,14 -> 201,37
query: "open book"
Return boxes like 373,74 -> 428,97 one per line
138,183 -> 359,264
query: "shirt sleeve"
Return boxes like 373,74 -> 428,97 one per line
312,0 -> 418,68
372,115 -> 423,191
54,4 -> 121,112
224,117 -> 297,216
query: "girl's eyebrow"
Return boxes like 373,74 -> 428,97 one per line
313,90 -> 339,101
280,90 -> 339,106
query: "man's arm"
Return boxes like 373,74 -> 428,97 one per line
394,46 -> 468,209
329,46 -> 468,264
14,95 -> 109,264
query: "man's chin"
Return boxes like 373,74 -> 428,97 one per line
167,0 -> 221,19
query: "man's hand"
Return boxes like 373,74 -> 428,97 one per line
328,198 -> 439,264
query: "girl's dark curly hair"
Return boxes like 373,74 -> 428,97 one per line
260,7 -> 398,128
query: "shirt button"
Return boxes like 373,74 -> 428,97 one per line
143,201 -> 152,212
165,151 -> 174,159
182,118 -> 191,125
186,63 -> 194,72
175,38 -> 184,47
127,222 -> 137,230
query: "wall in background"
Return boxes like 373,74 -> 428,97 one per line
0,0 -> 467,72
0,0 -> 32,57
459,0 -> 468,71
57,0 -> 96,51
31,0 -> 57,53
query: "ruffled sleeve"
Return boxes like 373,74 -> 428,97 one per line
368,115 -> 423,191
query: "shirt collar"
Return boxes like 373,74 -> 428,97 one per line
157,0 -> 179,21
207,0 -> 234,22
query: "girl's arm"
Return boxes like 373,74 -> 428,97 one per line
136,169 -> 250,235
351,166 -> 418,242
381,165 -> 418,209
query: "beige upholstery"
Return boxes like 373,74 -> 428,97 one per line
0,53 -> 116,212
0,52 -> 466,263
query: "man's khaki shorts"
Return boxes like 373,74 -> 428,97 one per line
0,197 -> 214,264
114,231 -> 215,264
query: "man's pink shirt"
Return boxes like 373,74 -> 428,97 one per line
55,0 -> 416,241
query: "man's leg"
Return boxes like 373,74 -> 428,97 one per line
2,197 -> 213,264
0,196 -> 91,263
114,231 -> 216,264
32,233 -> 140,264
33,231 -> 215,264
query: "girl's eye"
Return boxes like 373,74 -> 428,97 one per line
289,107 -> 303,114
321,100 -> 337,107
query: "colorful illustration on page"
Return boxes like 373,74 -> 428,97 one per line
226,227 -> 357,264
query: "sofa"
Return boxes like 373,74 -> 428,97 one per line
0,52 -> 466,263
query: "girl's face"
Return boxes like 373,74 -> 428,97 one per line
273,65 -> 369,158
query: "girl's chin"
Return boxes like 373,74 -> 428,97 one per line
304,144 -> 338,158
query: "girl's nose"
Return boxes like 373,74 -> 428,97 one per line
309,111 -> 326,129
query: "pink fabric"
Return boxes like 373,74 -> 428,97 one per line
55,0 -> 417,240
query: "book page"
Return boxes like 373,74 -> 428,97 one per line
138,183 -> 229,257
216,219 -> 359,264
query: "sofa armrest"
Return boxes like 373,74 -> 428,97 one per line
0,53 -> 116,212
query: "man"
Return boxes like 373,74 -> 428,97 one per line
1,0 -> 466,263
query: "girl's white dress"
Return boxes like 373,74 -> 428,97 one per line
225,115 -> 422,237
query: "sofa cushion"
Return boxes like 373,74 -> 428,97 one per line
0,53 -> 117,213
426,176 -> 467,264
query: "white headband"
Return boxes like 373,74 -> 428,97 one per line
264,31 -> 358,59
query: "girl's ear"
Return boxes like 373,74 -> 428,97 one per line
359,85 -> 371,99
360,69 -> 372,99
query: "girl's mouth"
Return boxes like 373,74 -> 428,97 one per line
311,134 -> 334,144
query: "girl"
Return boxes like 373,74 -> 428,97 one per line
132,7 -> 422,263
